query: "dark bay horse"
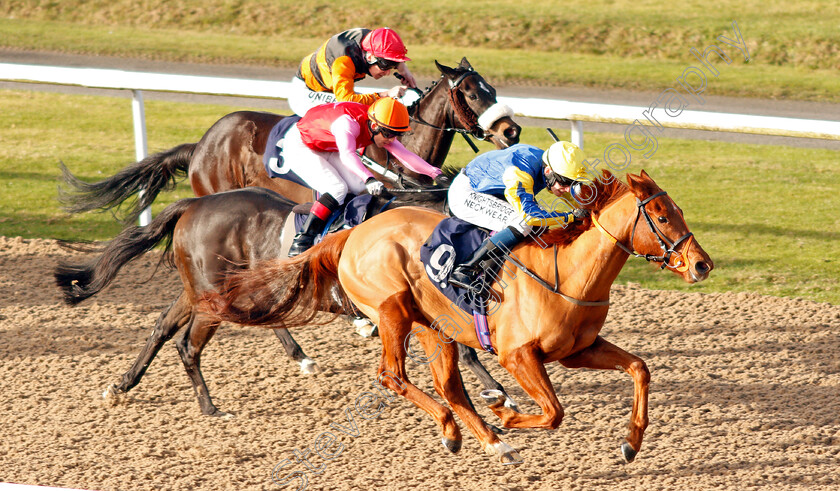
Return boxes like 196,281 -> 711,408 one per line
58,58 -> 520,223
201,170 -> 713,464
54,187 -> 517,418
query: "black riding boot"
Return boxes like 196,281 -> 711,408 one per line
447,240 -> 499,291
288,194 -> 339,257
448,226 -> 525,291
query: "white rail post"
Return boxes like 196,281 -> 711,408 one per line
570,120 -> 584,150
131,89 -> 152,226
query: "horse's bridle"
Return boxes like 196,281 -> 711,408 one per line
591,190 -> 694,272
406,69 -> 493,141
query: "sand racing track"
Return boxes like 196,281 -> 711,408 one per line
1,236 -> 839,490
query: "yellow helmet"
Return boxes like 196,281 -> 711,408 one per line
542,141 -> 586,181
367,97 -> 411,134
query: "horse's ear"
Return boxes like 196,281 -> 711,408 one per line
627,169 -> 659,194
626,172 -> 642,188
458,57 -> 472,70
435,60 -> 457,78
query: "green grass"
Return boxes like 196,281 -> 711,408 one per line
1,1 -> 839,101
2,88 -> 839,304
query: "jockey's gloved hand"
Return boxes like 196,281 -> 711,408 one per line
572,208 -> 591,220
434,174 -> 453,188
365,177 -> 386,196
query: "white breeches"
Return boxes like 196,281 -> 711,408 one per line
447,172 -> 531,234
282,125 -> 367,204
288,77 -> 339,117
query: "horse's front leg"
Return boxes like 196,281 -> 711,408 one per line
483,345 -> 564,429
558,335 -> 649,463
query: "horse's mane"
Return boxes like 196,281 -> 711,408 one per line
406,66 -> 475,115
534,170 -> 629,247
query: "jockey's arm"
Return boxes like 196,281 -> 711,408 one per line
501,166 -> 575,228
396,63 -> 417,88
330,116 -> 376,182
331,57 -> 379,105
383,140 -> 442,178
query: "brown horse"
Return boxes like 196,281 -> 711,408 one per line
57,58 -> 520,223
54,187 -> 518,418
201,170 -> 713,464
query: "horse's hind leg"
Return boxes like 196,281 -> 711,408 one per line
271,327 -> 320,374
414,327 -> 520,465
103,293 -> 191,402
458,344 -> 519,412
558,336 -> 649,463
375,291 -> 461,449
174,313 -> 229,418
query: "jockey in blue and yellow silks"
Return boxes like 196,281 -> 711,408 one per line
288,27 -> 418,116
446,142 -> 590,290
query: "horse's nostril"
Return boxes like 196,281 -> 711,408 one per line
695,261 -> 710,275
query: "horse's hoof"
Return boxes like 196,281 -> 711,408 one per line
441,437 -> 462,453
209,410 -> 235,420
621,442 -> 638,463
353,318 -> 378,338
299,357 -> 321,375
503,394 -> 521,412
485,441 -> 523,465
102,384 -> 127,406
480,389 -> 506,407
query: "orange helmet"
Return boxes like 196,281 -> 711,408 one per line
367,97 -> 411,133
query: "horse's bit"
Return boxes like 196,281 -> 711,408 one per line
591,190 -> 694,272
406,69 -> 491,141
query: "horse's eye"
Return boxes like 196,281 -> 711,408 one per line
658,216 -> 668,224
469,94 -> 478,100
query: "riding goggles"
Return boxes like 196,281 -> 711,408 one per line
376,126 -> 403,139
372,57 -> 400,71
546,171 -> 576,188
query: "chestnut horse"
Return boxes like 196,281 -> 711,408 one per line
201,170 -> 713,464
56,57 -> 521,395
54,187 -> 517,418
57,58 -> 520,223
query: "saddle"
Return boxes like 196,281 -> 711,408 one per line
419,218 -> 507,312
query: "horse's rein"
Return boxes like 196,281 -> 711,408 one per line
405,71 -> 488,141
502,245 -> 610,307
591,191 -> 694,273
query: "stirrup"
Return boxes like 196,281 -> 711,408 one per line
448,267 -> 481,291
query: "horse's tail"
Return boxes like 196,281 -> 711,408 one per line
54,197 -> 198,305
200,228 -> 354,328
58,143 -> 196,224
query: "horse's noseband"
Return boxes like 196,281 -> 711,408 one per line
593,191 -> 694,272
409,69 -> 498,141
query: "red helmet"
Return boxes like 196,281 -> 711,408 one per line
361,28 -> 411,62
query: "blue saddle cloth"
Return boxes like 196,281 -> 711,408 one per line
262,115 -> 307,186
420,217 -> 502,316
